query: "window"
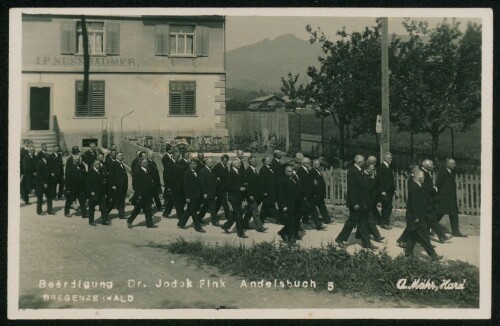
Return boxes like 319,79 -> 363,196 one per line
61,21 -> 120,55
155,24 -> 209,57
169,25 -> 195,55
75,81 -> 105,117
169,81 -> 196,116
77,22 -> 105,55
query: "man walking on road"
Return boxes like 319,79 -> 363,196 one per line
377,153 -> 395,230
178,160 -> 205,233
197,157 -> 220,226
35,151 -> 54,215
127,158 -> 158,229
87,160 -> 110,226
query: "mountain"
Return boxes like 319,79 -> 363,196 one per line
226,34 -> 323,93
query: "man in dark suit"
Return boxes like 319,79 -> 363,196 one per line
335,155 -> 373,249
271,150 -> 284,177
147,150 -> 163,211
36,143 -> 49,164
178,160 -> 205,232
83,142 -> 99,168
87,160 -> 110,226
178,152 -> 191,173
405,170 -> 443,260
435,158 -> 466,237
236,150 -> 246,175
109,152 -> 128,219
310,159 -> 333,224
48,144 -> 64,200
161,144 -> 173,169
242,156 -> 266,232
213,154 -> 231,220
35,152 -> 54,215
259,156 -> 278,223
277,165 -> 303,243
194,152 -> 205,173
421,159 -> 452,242
127,158 -> 158,229
64,147 -> 88,218
197,157 -> 220,226
129,151 -> 146,205
162,150 -> 185,219
21,146 -> 36,204
221,159 -> 247,238
296,157 -> 325,230
377,153 -> 395,230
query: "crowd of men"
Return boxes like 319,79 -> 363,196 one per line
20,138 -> 466,253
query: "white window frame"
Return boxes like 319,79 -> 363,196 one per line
169,24 -> 196,57
76,20 -> 106,56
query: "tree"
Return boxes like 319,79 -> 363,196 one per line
390,19 -> 481,158
281,21 -> 383,160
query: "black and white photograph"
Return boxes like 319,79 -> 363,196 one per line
8,7 -> 492,319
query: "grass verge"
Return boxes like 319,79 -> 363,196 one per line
158,238 -> 479,307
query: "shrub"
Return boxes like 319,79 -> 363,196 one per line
161,238 -> 479,307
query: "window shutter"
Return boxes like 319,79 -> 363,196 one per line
61,22 -> 76,55
184,82 -> 196,115
195,25 -> 209,57
155,24 -> 170,56
91,82 -> 105,116
169,81 -> 182,115
75,81 -> 89,116
105,23 -> 120,55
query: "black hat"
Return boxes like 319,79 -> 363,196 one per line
72,146 -> 81,155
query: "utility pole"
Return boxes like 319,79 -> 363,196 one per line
380,17 -> 390,162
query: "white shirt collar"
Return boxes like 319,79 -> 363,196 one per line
354,164 -> 362,171
233,167 -> 239,174
447,168 -> 452,173
421,167 -> 428,173
383,161 -> 389,168
141,167 -> 147,172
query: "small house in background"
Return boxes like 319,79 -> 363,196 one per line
248,95 -> 285,112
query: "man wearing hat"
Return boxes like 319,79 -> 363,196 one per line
64,146 -> 88,218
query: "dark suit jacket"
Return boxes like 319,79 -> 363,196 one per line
228,168 -> 244,204
22,154 -> 36,177
366,172 -> 380,209
377,163 -> 395,196
83,150 -> 98,167
20,147 -> 29,171
178,159 -> 190,173
244,166 -> 262,201
162,153 -> 173,170
405,181 -> 429,230
278,175 -> 302,213
310,168 -> 326,201
271,158 -> 283,176
65,159 -> 86,192
36,150 -> 48,163
183,169 -> 201,201
86,167 -> 107,198
346,165 -> 368,210
199,166 -> 217,199
422,169 -> 437,198
259,165 -> 277,204
109,160 -> 128,195
130,158 -> 141,177
147,159 -> 161,190
48,153 -> 64,178
35,159 -> 50,193
213,162 -> 229,195
296,166 -> 315,200
435,168 -> 458,215
163,159 -> 184,196
134,167 -> 155,202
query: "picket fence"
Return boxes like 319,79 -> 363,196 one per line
322,168 -> 480,216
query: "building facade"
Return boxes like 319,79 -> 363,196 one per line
21,14 -> 227,149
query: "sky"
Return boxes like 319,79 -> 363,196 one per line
225,16 -> 482,51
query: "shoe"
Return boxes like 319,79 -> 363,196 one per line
256,227 -> 268,233
380,224 -> 393,230
195,228 -> 206,233
58,196 -> 63,200
374,236 -> 386,243
82,215 -> 88,219
295,235 -> 302,240
102,221 -> 111,226
243,225 -> 252,230
221,225 -> 230,233
199,221 -> 207,226
47,210 -> 56,215
178,225 -> 188,230
431,254 -> 444,261
37,212 -> 46,216
89,222 -> 97,226
212,221 -> 221,227
238,234 -> 248,239
65,214 -> 71,217
452,232 -> 468,238
316,225 -> 326,231
363,244 -> 378,250
335,238 -> 346,248
162,213 -> 169,218
323,220 -> 333,224
118,216 -> 126,219
278,233 -> 288,242
397,241 -> 406,248
147,225 -> 158,229
127,223 -> 133,229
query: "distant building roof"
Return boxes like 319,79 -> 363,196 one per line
250,94 -> 285,103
